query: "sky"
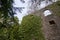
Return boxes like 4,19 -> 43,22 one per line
44,10 -> 52,16
14,0 -> 29,23
13,0 -> 57,23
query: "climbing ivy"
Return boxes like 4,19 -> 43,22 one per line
19,14 -> 45,40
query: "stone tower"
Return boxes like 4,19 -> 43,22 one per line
32,1 -> 60,40
41,13 -> 60,40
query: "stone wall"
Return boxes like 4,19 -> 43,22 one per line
42,15 -> 60,40
32,1 -> 60,40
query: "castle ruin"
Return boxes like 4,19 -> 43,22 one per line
32,1 -> 60,40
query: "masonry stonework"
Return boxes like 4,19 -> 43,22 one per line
32,1 -> 60,40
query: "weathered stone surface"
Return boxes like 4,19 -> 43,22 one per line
32,1 -> 60,40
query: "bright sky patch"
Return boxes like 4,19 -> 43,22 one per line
44,10 -> 52,16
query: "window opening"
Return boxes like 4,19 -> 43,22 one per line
49,20 -> 55,25
44,10 -> 52,16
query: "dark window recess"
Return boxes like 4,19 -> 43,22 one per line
49,20 -> 55,25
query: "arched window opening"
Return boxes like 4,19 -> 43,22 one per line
43,10 -> 52,16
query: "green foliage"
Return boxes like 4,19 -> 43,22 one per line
0,16 -> 20,40
0,0 -> 15,28
0,0 -> 23,28
0,13 -> 45,40
0,0 -> 46,40
0,24 -> 20,40
19,14 -> 45,40
0,28 -> 8,40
